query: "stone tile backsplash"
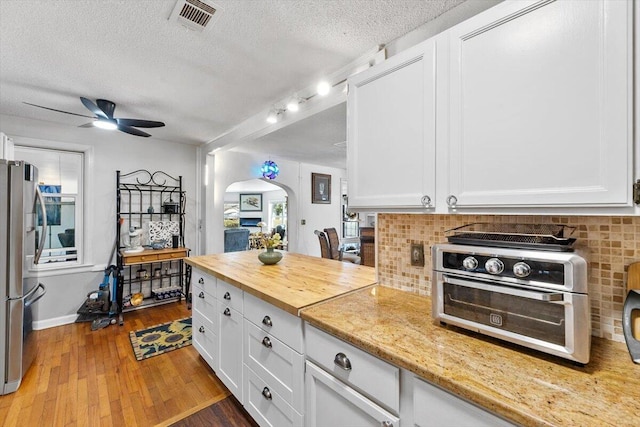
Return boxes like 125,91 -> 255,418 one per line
377,214 -> 638,343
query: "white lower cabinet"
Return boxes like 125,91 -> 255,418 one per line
412,376 -> 513,427
305,361 -> 400,427
218,300 -> 243,401
191,270 -> 218,370
244,364 -> 304,427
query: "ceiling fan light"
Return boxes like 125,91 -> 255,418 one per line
94,119 -> 117,130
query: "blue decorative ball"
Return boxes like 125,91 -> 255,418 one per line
261,161 -> 279,180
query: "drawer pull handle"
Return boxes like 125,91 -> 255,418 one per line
334,352 -> 352,371
223,291 -> 231,300
199,326 -> 205,333
198,277 -> 204,284
381,422 -> 393,427
261,337 -> 272,349
223,307 -> 231,316
262,387 -> 272,400
198,291 -> 205,299
262,315 -> 273,327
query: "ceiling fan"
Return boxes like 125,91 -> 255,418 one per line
24,97 -> 165,137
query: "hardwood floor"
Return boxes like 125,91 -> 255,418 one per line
167,395 -> 258,427
0,302 -> 255,427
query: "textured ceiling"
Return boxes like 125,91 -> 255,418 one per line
0,0 -> 464,162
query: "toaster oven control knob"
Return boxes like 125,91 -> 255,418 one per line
462,256 -> 478,270
485,258 -> 504,275
513,262 -> 531,278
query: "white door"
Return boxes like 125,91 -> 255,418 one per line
305,361 -> 400,427
218,302 -> 243,402
444,0 -> 632,208
348,38 -> 436,209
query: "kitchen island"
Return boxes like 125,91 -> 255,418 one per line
185,251 -> 639,427
185,250 -> 377,314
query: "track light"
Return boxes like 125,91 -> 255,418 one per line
286,96 -> 303,112
316,81 -> 331,96
266,108 -> 282,124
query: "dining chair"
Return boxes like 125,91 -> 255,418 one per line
314,230 -> 331,259
324,227 -> 361,264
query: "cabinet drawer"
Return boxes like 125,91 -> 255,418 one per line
305,324 -> 399,413
192,311 -> 218,371
193,290 -> 217,328
244,292 -> 303,353
192,268 -> 216,297
217,279 -> 243,313
243,365 -> 304,427
124,253 -> 160,264
414,376 -> 513,427
244,320 -> 304,414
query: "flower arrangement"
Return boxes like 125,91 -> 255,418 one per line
259,232 -> 281,249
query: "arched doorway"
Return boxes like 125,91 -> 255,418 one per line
223,178 -> 289,252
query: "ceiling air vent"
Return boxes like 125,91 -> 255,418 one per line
169,0 -> 221,32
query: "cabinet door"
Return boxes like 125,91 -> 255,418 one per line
445,0 -> 632,208
305,361 -> 400,427
218,302 -> 243,402
348,38 -> 436,209
413,377 -> 513,427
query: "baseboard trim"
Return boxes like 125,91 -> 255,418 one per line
33,314 -> 77,330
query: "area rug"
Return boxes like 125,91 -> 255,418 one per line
129,317 -> 192,361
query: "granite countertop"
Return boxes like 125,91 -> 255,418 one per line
301,285 -> 640,427
185,251 -> 376,315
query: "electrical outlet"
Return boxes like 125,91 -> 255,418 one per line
410,243 -> 425,267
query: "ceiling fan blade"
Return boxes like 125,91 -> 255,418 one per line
96,99 -> 116,118
78,122 -> 95,128
80,97 -> 108,119
117,124 -> 151,137
23,102 -> 95,119
116,118 -> 165,128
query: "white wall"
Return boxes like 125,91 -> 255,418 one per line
0,114 -> 198,328
207,150 -> 345,257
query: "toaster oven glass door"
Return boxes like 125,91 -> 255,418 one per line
443,278 -> 566,346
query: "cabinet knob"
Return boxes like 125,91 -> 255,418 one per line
446,194 -> 458,208
198,277 -> 204,284
381,422 -> 394,427
198,326 -> 205,333
223,307 -> 231,316
420,195 -> 432,207
223,291 -> 231,300
334,352 -> 352,371
262,337 -> 272,349
198,291 -> 205,299
262,315 -> 273,327
262,387 -> 272,401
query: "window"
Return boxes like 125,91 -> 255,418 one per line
269,198 -> 286,239
14,146 -> 83,267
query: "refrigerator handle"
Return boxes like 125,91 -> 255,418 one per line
34,186 -> 47,265
24,283 -> 46,307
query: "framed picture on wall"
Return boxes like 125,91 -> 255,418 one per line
311,173 -> 331,204
239,193 -> 263,211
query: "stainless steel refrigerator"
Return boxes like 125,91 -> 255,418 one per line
1,159 -> 47,395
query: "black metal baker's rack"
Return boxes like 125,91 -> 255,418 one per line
115,169 -> 190,324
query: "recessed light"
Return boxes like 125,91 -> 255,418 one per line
317,81 -> 331,96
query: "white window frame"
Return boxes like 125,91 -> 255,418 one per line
14,138 -> 94,273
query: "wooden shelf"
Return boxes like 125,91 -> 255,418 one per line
120,247 -> 189,266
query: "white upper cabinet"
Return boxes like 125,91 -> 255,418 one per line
443,0 -> 632,208
347,39 -> 436,209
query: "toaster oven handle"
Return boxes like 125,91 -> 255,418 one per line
444,276 -> 564,302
